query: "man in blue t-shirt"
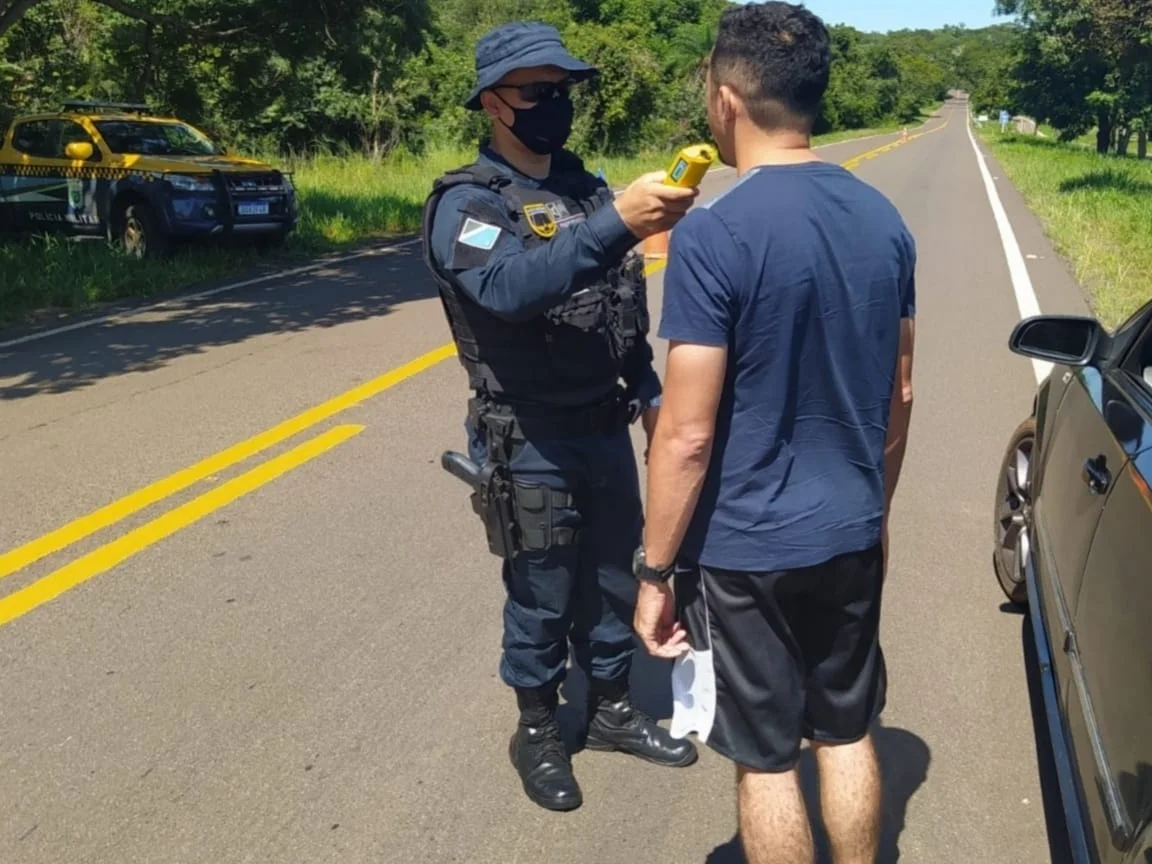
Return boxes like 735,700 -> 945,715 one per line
630,3 -> 917,862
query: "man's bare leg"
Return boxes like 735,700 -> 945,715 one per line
811,734 -> 882,864
736,764 -> 815,864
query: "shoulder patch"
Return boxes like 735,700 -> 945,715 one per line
458,217 -> 502,250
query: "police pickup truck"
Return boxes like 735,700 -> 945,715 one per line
0,101 -> 297,258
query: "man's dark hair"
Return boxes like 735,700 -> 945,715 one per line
709,2 -> 831,132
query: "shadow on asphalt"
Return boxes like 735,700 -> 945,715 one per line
1011,606 -> 1077,864
703,720 -> 931,864
560,641 -> 933,863
0,243 -> 436,401
645,595 -> 1085,863
692,599 -> 1083,864
556,637 -> 676,754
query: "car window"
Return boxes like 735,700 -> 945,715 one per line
11,119 -> 99,160
1122,320 -> 1152,392
12,120 -> 56,157
92,120 -> 221,156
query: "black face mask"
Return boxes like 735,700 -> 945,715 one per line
498,93 -> 574,155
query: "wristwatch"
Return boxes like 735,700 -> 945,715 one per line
632,546 -> 674,584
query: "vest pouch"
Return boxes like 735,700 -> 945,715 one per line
542,287 -> 618,387
548,285 -> 605,331
605,257 -> 648,360
625,256 -> 651,336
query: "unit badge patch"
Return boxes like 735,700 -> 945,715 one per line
523,203 -> 561,238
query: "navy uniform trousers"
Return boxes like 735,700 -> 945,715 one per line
466,417 -> 642,691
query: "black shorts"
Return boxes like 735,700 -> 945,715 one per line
674,544 -> 887,772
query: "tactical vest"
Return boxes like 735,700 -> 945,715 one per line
420,151 -> 649,409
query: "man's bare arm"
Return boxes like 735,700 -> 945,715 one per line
884,317 -> 916,513
642,341 -> 728,569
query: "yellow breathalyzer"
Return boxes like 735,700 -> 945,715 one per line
664,144 -> 716,188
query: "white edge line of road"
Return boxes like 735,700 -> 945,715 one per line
964,108 -> 1051,386
0,122 -> 926,351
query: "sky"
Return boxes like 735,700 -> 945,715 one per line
761,0 -> 1009,33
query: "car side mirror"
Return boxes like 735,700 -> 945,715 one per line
1009,315 -> 1104,366
64,141 -> 94,161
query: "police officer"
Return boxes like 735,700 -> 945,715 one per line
421,21 -> 700,812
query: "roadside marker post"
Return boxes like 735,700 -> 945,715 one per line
642,230 -> 670,260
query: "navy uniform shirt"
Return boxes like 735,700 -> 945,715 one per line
427,146 -> 662,408
660,161 -> 917,573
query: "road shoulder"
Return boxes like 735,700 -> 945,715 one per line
966,122 -> 1092,320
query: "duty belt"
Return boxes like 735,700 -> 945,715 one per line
443,391 -> 615,561
468,390 -> 632,439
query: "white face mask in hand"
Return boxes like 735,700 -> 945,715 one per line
669,576 -> 716,743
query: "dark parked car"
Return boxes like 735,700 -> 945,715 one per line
994,299 -> 1152,864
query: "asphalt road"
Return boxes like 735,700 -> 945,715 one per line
0,98 -> 1094,863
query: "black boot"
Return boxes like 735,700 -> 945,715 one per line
509,685 -> 582,812
584,678 -> 699,768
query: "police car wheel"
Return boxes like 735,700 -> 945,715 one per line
119,203 -> 167,260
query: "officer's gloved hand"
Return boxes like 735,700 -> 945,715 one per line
627,398 -> 643,425
614,171 -> 699,239
640,403 -> 659,465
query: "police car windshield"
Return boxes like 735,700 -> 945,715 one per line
92,120 -> 222,157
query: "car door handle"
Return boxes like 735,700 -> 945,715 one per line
1082,455 -> 1112,495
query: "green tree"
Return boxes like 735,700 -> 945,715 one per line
565,21 -> 662,155
997,0 -> 1152,153
0,0 -> 1028,160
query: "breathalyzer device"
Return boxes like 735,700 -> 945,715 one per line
664,144 -> 716,188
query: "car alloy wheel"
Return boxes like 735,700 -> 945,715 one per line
993,417 -> 1035,605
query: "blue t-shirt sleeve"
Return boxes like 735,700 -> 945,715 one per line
657,207 -> 739,347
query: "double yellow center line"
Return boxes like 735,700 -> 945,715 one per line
0,344 -> 456,582
0,426 -> 362,627
0,120 -> 944,628
0,346 -> 455,627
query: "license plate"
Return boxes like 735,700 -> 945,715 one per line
237,201 -> 269,217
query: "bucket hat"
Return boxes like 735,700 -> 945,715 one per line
465,22 -> 598,110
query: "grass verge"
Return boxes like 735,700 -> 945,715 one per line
1,110 -> 942,330
977,125 -> 1152,328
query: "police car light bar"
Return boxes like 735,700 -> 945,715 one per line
62,100 -> 153,115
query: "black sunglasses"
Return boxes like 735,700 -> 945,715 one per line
493,79 -> 573,104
